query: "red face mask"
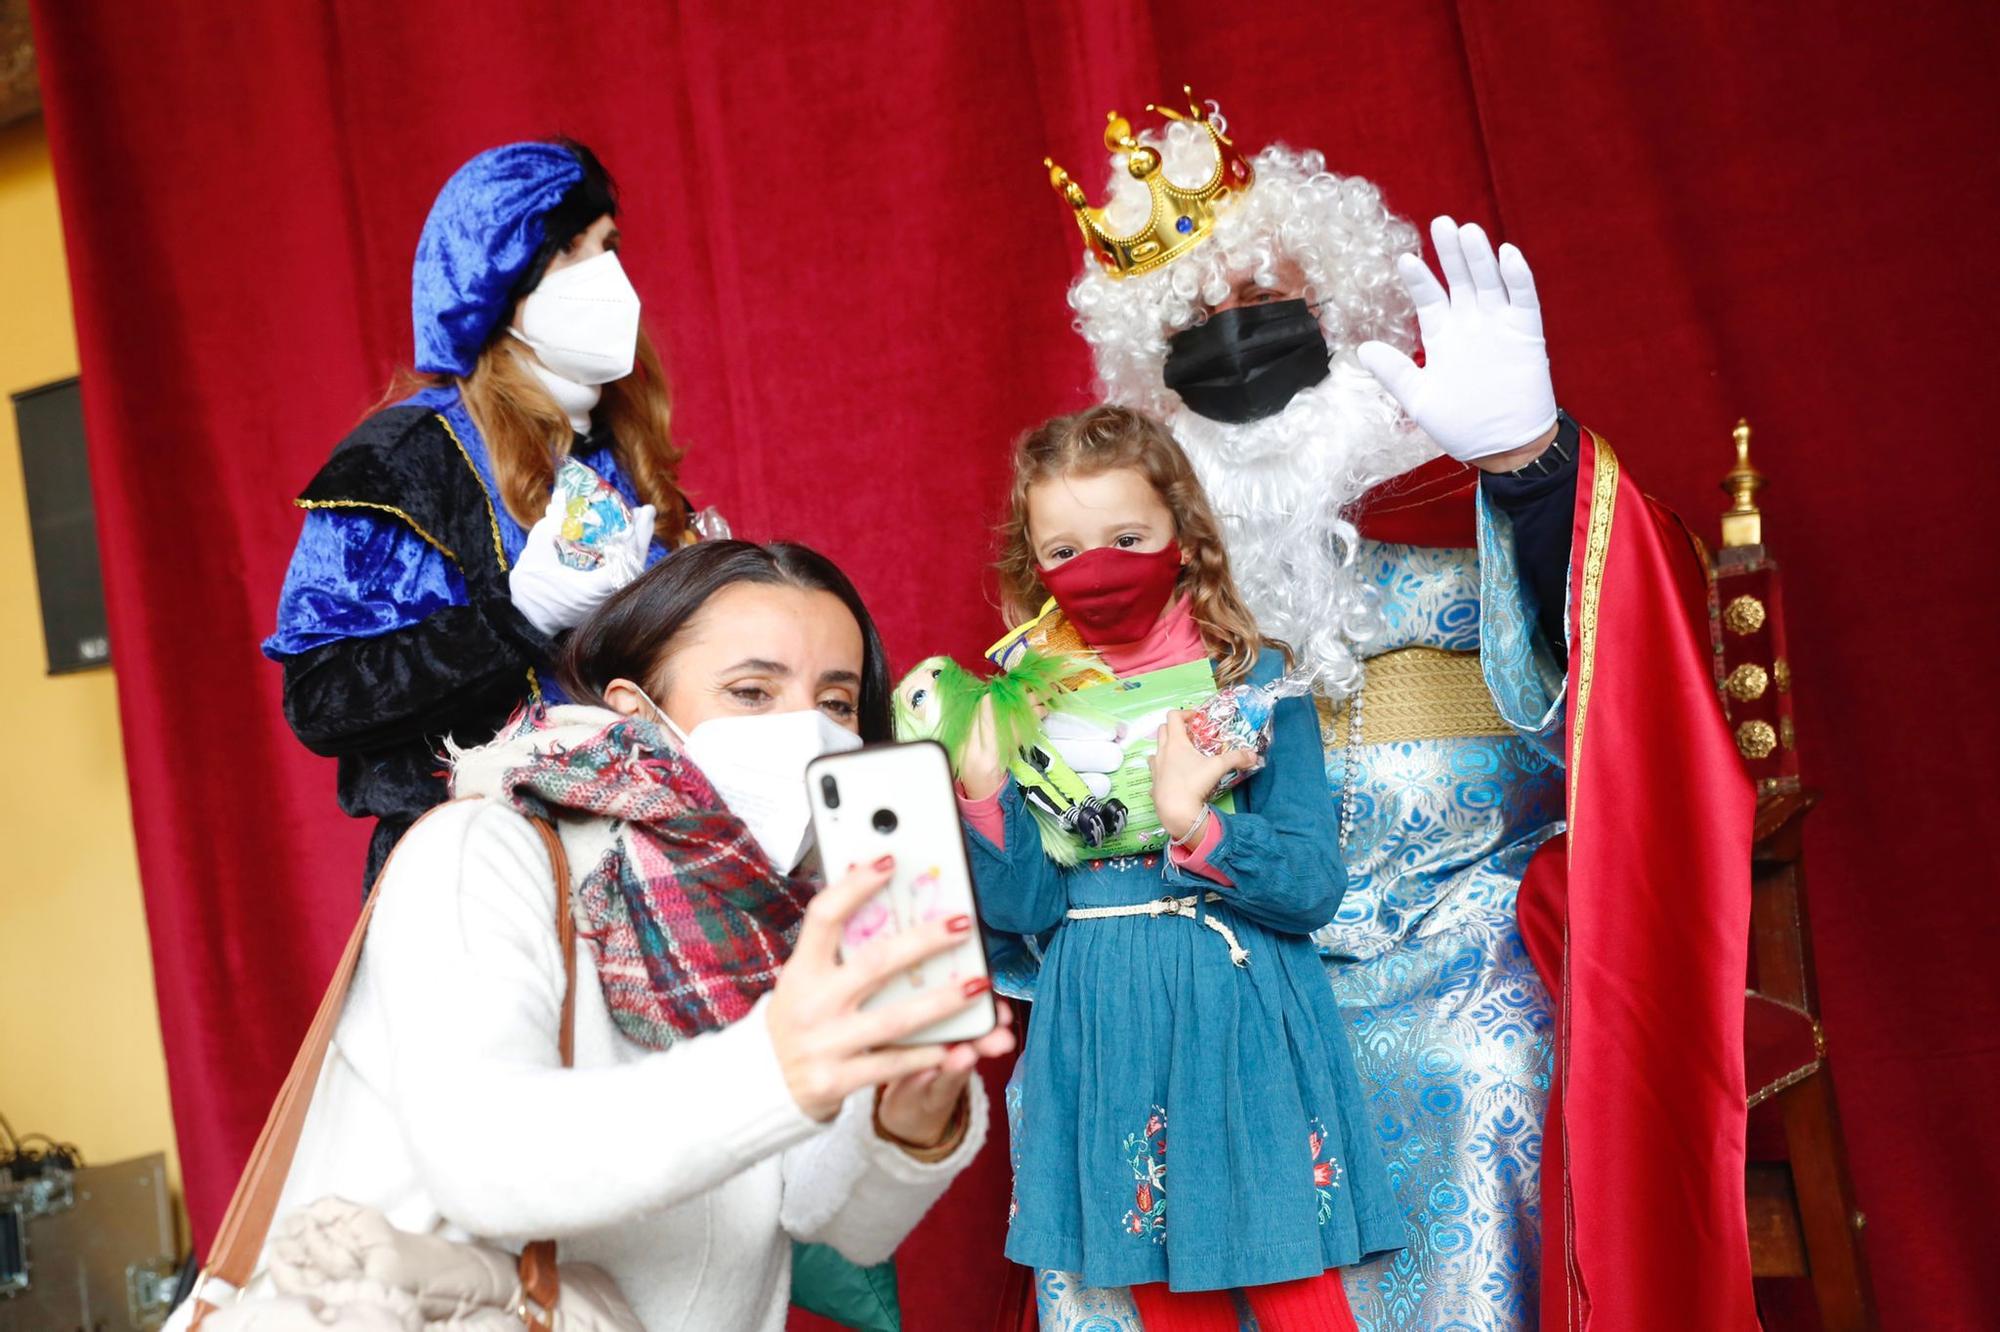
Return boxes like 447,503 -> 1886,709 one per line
1037,543 -> 1184,647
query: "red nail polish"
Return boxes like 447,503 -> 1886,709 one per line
962,977 -> 992,998
871,854 -> 894,871
946,914 -> 973,933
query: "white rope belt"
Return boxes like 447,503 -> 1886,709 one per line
1065,893 -> 1251,967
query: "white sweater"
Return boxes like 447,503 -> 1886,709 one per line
198,798 -> 985,1331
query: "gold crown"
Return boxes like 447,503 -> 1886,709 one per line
1044,87 -> 1254,280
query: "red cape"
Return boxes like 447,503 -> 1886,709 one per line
1365,434 -> 1756,1331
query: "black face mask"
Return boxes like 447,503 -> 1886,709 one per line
1162,299 -> 1331,424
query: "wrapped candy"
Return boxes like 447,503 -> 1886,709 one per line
553,457 -> 633,570
689,505 -> 733,542
1185,674 -> 1313,796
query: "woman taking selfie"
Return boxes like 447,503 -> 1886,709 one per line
204,541 -> 1009,1331
264,138 -> 695,886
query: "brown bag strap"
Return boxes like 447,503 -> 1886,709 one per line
531,815 -> 578,1067
193,803 -> 575,1327
515,817 -> 574,1330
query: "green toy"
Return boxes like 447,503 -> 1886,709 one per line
892,649 -> 1126,865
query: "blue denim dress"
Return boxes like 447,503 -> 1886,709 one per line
969,649 -> 1404,1293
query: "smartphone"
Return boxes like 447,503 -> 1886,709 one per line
806,740 -> 997,1046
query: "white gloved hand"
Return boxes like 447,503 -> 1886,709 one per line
1357,215 -> 1558,462
507,498 -> 656,638
601,502 -> 657,584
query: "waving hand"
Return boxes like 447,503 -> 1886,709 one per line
1357,216 -> 1559,467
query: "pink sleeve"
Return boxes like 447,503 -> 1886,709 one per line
1167,810 -> 1234,886
958,784 -> 1005,850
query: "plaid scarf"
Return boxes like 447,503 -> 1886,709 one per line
455,706 -> 815,1049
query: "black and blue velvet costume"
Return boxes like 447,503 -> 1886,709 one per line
263,141 -> 669,886
264,389 -> 665,883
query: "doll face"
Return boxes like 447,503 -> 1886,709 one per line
893,661 -> 949,737
1027,465 -> 1180,570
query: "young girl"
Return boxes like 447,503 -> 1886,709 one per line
957,405 -> 1403,1330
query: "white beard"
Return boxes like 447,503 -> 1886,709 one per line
1167,358 -> 1439,699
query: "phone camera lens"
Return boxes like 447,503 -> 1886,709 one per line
820,775 -> 841,809
871,808 -> 898,834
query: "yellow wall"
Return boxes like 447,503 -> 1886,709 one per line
0,115 -> 183,1219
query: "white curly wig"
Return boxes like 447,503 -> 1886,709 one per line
1068,112 -> 1440,698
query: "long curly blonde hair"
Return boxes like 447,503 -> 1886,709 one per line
996,405 -> 1279,687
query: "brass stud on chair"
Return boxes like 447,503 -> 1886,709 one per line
1724,595 -> 1768,635
1723,663 -> 1770,700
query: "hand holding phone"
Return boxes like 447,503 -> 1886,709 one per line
806,741 -> 998,1046
762,855 -> 1012,1132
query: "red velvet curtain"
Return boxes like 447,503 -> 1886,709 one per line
28,2 -> 1998,1328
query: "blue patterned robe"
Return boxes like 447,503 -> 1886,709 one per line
1020,494 -> 1566,1332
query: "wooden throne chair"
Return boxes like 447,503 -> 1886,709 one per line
1714,421 -> 1879,1331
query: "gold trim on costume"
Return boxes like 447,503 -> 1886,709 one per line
299,415 -> 547,704
432,411 -> 514,574
1558,432 -> 1618,1332
1569,436 -> 1620,795
1316,647 -> 1511,747
431,411 -> 544,700
294,499 -> 459,565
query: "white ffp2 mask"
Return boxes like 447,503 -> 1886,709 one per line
656,705 -> 863,872
511,250 -> 642,385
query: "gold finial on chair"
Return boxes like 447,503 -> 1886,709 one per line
1721,418 -> 1765,548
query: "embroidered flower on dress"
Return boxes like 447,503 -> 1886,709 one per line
1308,1117 -> 1344,1224
1120,1105 -> 1169,1243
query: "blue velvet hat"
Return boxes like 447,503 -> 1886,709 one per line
412,141 -> 591,375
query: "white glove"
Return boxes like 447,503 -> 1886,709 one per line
1357,215 -> 1558,462
507,499 -> 656,637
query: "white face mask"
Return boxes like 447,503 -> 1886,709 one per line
647,700 -> 863,872
511,250 -> 641,385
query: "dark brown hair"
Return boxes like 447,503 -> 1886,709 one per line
996,404 -> 1277,687
557,540 -> 894,742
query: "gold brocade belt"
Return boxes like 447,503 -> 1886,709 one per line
1317,646 -> 1512,748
